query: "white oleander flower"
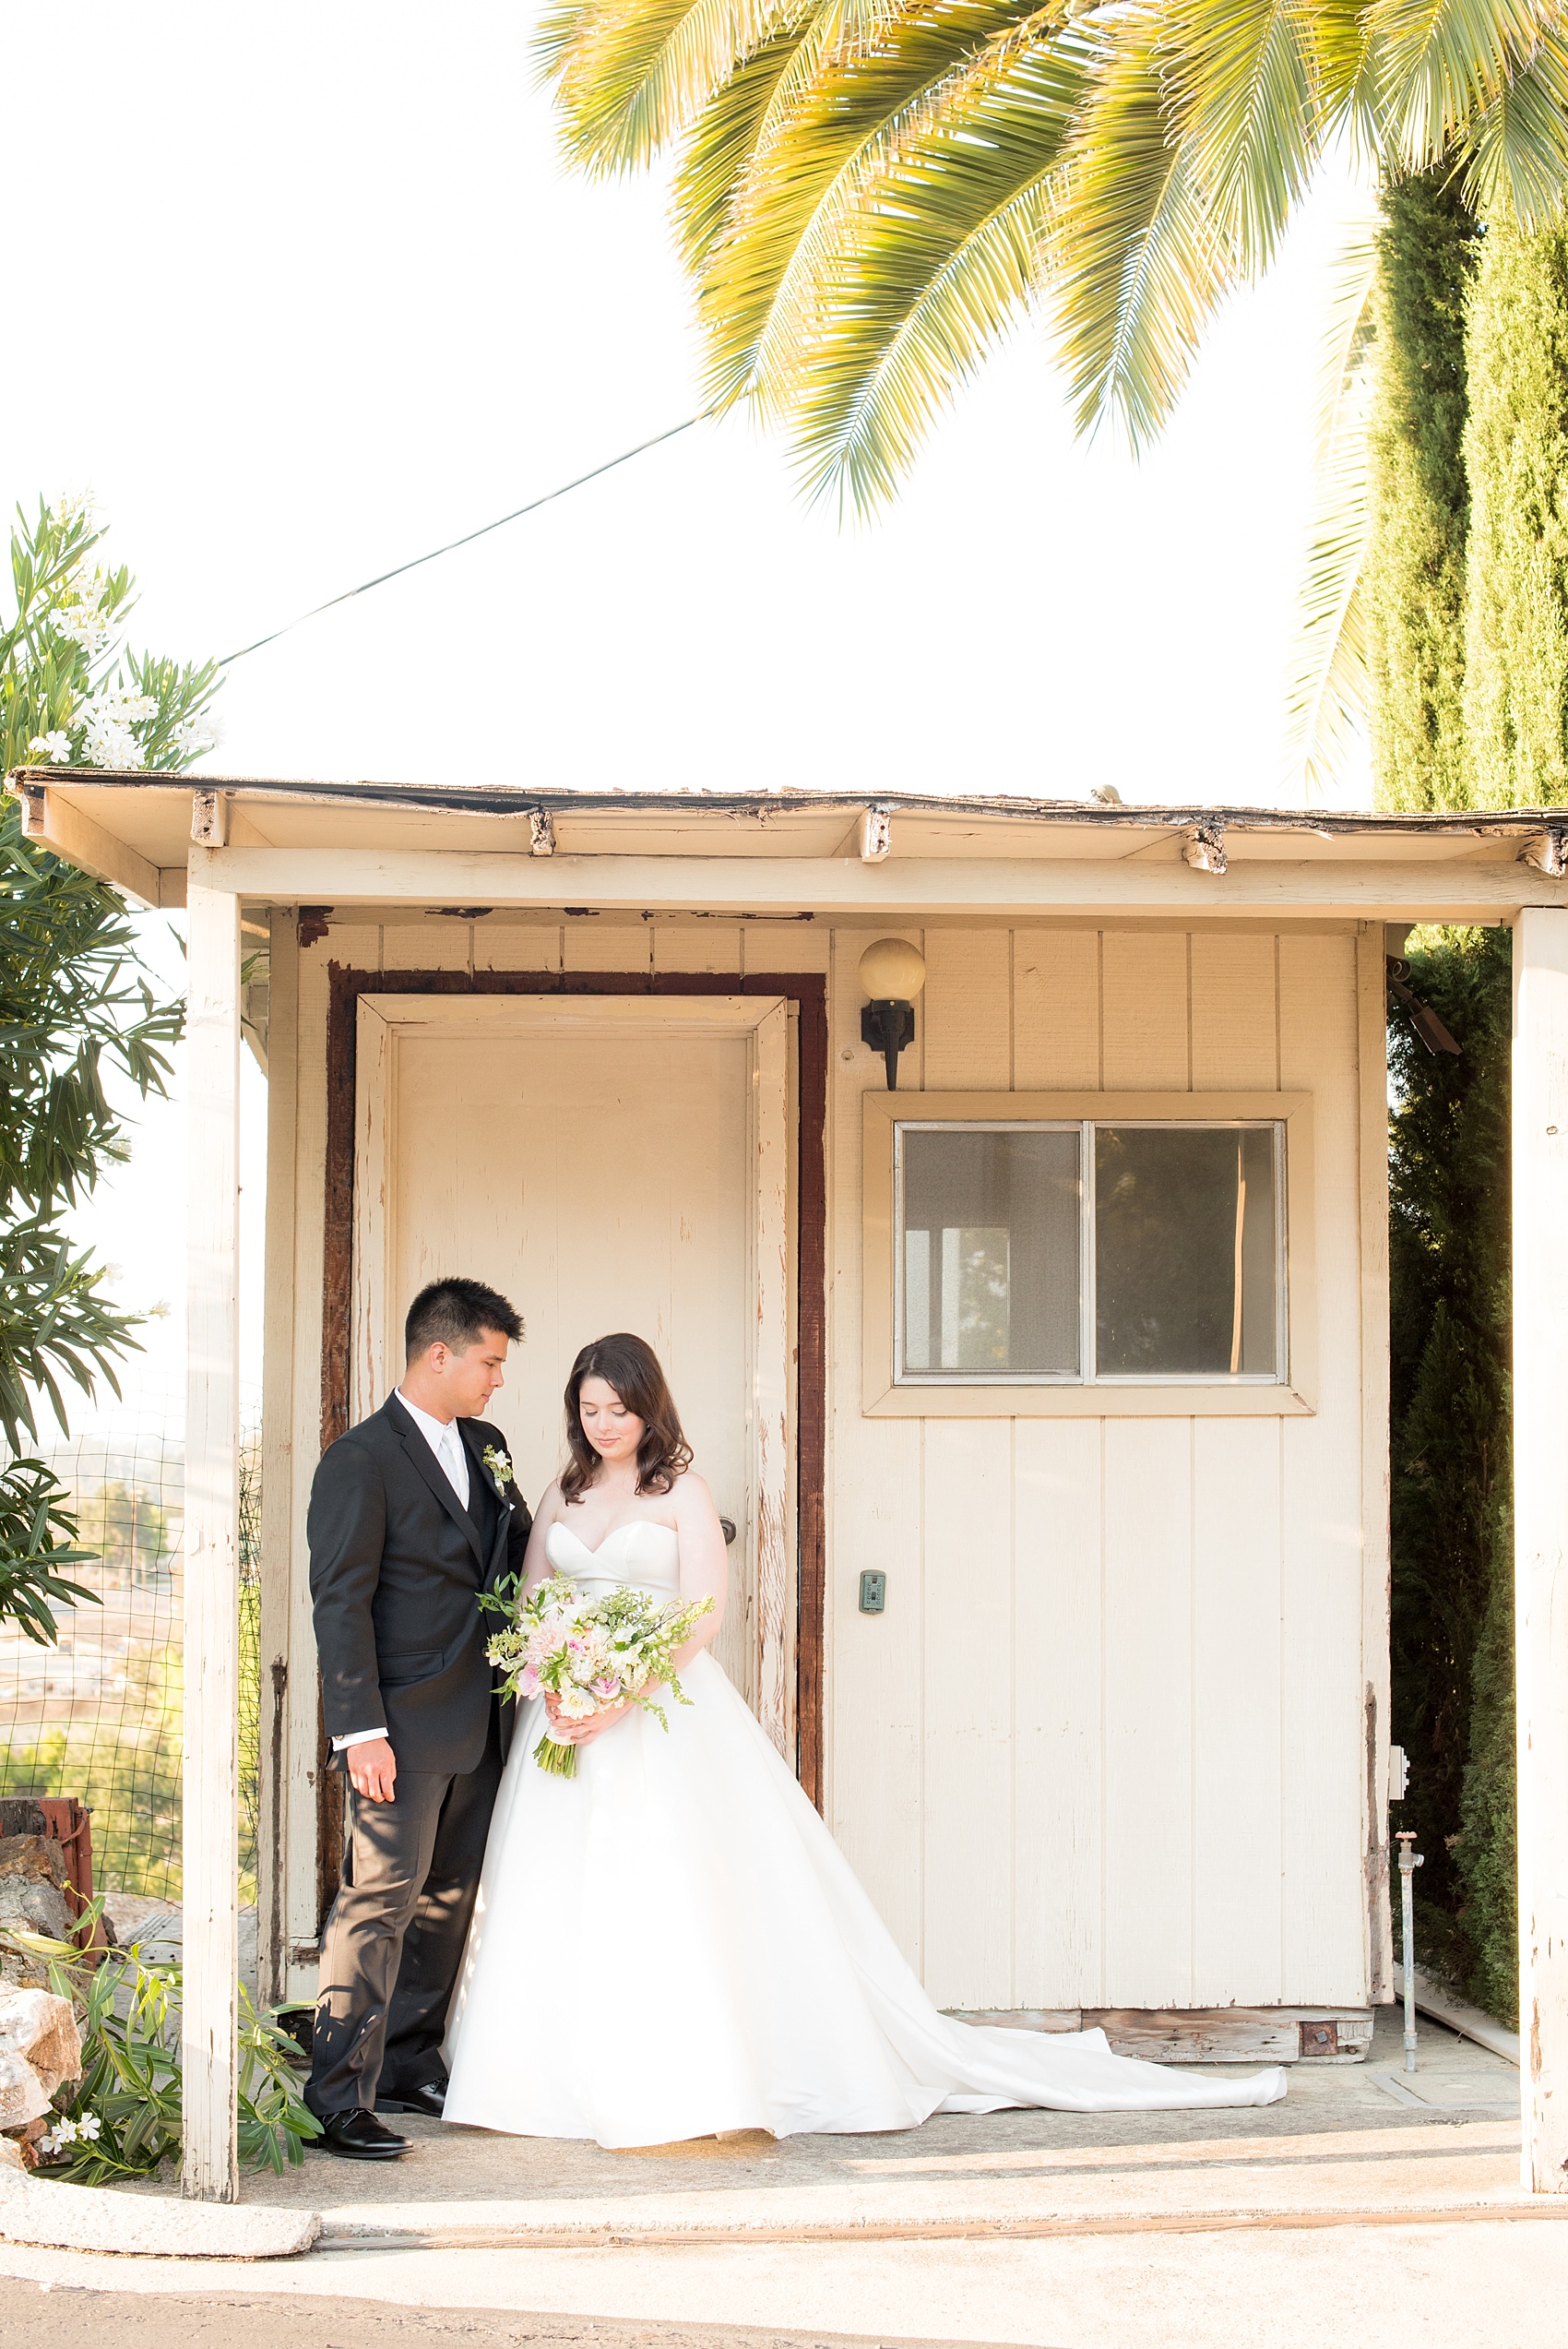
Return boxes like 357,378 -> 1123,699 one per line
29,731 -> 74,762
170,716 -> 219,760
39,2116 -> 79,2156
51,554 -> 114,652
77,686 -> 157,769
76,2112 -> 101,2140
53,602 -> 112,653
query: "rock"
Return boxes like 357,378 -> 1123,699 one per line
0,1838 -> 74,1946
0,2136 -> 23,2172
0,1949 -> 50,1992
0,1834 -> 69,1887
0,1990 -> 80,2097
0,1992 -> 80,2129
0,2054 -> 50,2129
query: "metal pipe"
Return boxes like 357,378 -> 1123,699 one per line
1396,1831 -> 1424,2073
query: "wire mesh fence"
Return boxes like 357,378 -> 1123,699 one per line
0,1377 -> 262,1904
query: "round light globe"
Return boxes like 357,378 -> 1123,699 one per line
859,938 -> 927,1002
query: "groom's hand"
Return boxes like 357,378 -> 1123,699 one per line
348,1735 -> 398,1802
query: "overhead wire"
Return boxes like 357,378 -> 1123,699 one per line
218,410 -> 711,666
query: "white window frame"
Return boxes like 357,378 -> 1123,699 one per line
862,1091 -> 1317,1419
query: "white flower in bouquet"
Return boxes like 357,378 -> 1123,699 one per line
481,1568 -> 714,1779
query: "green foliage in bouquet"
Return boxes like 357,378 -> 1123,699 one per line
1,1901 -> 319,2180
483,1571 -> 715,1780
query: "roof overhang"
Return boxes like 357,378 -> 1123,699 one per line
8,769 -> 1567,924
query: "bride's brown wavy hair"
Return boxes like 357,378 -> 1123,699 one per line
561,1333 -> 693,1505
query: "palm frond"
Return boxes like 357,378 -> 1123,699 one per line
690,1 -> 1053,406
1304,0 -> 1384,136
1369,0 -> 1561,166
674,15 -> 836,267
1465,27 -> 1568,220
782,37 -> 1092,506
1285,223 -> 1379,791
1159,0 -> 1321,269
542,0 -> 824,169
1047,19 -> 1239,447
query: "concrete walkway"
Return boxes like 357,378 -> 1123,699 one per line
2,2012 -> 1564,2349
111,2002 -> 1535,2248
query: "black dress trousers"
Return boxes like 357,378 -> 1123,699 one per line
306,1699 -> 504,2116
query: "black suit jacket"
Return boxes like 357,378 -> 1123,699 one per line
307,1393 -> 531,1776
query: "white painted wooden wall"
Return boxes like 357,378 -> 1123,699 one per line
826,923 -> 1389,2015
260,912 -> 1388,2018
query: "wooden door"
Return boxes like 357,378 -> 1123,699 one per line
351,996 -> 794,1750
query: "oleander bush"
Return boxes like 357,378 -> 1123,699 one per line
1,1899 -> 316,2180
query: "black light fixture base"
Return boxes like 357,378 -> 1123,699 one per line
1386,957 -> 1462,1057
861,998 -> 916,1090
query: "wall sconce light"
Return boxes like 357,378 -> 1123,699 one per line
1386,955 -> 1461,1056
859,937 -> 926,1091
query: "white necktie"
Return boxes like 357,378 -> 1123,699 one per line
441,1422 -> 469,1506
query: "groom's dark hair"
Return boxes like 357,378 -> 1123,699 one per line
405,1278 -> 523,1361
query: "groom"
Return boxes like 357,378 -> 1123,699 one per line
304,1276 -> 530,2160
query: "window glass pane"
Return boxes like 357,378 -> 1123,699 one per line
1094,1126 -> 1279,1377
899,1128 -> 1079,1377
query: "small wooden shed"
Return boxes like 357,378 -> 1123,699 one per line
9,771 -> 1568,2204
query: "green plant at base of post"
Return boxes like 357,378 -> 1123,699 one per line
1,1900 -> 319,2179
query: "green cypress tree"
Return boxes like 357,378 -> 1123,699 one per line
1463,205 -> 1568,808
1386,926 -> 1513,2011
1368,173 -> 1517,2021
1367,172 -> 1478,813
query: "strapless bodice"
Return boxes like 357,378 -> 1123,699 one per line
546,1518 -> 681,1601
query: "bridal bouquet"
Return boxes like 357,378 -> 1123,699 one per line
482,1572 -> 714,1779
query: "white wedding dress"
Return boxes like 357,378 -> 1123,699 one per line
443,1521 -> 1287,2144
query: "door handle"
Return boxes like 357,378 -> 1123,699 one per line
719,1517 -> 737,1546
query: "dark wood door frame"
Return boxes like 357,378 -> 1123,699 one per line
315,964 -> 828,1923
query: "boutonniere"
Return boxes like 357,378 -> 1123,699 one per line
481,1444 -> 513,1499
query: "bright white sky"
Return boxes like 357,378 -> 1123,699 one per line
6,2 -> 1373,1424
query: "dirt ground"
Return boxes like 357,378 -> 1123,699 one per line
0,2282 -> 995,2349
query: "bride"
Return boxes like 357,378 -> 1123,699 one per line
443,1333 -> 1287,2144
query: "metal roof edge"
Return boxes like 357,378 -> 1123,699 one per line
6,767 -> 1565,838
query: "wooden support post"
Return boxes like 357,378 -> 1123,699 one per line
257,908 -> 298,2009
182,864 -> 242,2202
1514,907 -> 1568,2193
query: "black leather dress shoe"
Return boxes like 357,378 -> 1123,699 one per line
314,2108 -> 410,2160
375,2079 -> 447,2118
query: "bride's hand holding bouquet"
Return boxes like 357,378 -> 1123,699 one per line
482,1570 -> 714,1778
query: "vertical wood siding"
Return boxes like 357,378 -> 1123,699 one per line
276,913 -> 1374,2014
827,922 -> 1374,2011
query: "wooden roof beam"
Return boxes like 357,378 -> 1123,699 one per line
8,778 -> 184,908
191,842 -> 1568,924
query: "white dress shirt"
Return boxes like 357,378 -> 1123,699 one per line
333,1390 -> 472,1753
